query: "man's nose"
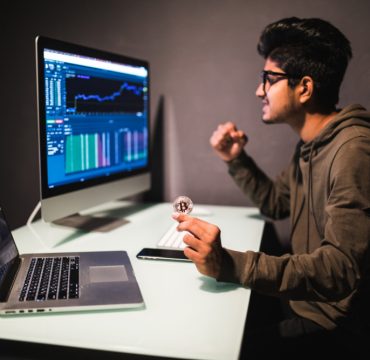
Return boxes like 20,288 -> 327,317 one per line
255,82 -> 265,98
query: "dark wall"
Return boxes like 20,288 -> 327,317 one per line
1,0 -> 370,244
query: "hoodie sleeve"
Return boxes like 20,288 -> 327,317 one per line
227,150 -> 292,220
219,135 -> 370,302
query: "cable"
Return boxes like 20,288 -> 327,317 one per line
27,201 -> 41,226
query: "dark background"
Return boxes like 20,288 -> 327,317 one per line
1,0 -> 369,245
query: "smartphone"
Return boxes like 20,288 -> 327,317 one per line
136,248 -> 191,262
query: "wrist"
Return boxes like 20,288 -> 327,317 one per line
225,150 -> 247,164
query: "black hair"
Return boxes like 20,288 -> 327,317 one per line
257,17 -> 352,113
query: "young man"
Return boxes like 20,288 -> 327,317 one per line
173,17 -> 370,357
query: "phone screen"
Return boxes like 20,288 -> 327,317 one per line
136,248 -> 191,262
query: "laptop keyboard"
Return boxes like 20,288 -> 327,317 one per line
19,256 -> 80,302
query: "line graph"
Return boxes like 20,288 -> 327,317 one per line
66,75 -> 146,114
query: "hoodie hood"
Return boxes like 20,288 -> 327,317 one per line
300,104 -> 370,161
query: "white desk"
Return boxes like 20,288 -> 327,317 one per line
0,202 -> 264,360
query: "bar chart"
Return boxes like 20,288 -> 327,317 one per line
65,127 -> 148,174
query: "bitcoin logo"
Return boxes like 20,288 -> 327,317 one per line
173,196 -> 193,214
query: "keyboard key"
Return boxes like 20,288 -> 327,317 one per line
157,223 -> 189,249
69,257 -> 79,299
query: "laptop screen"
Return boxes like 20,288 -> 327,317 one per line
0,208 -> 19,288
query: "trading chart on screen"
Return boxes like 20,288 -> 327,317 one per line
42,49 -> 149,189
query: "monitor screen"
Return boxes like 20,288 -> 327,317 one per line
36,37 -> 151,222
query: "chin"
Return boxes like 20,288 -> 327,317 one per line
261,109 -> 272,123
262,117 -> 284,125
261,110 -> 279,124
262,120 -> 274,125
261,116 -> 273,124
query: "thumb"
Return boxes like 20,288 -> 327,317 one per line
172,212 -> 190,223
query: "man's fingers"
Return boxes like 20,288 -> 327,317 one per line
177,217 -> 214,241
183,245 -> 203,263
183,233 -> 203,251
173,213 -> 207,227
210,131 -> 234,150
210,133 -> 226,150
230,130 -> 248,144
172,214 -> 209,240
172,212 -> 190,222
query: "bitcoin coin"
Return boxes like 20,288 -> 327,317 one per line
173,196 -> 193,214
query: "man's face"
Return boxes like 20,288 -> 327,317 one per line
256,58 -> 300,125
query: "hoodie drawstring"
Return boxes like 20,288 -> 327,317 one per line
306,145 -> 314,252
290,150 -> 304,242
307,143 -> 322,253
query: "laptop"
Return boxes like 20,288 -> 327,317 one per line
0,207 -> 144,315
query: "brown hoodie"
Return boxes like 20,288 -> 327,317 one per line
219,104 -> 370,333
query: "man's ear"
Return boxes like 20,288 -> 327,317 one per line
298,76 -> 314,104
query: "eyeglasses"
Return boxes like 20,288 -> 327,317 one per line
260,70 -> 293,93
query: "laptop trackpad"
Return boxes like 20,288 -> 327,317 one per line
89,265 -> 128,283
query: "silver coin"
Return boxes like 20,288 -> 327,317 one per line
173,196 -> 193,214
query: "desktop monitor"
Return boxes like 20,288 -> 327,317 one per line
35,36 -> 151,223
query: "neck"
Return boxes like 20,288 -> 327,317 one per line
292,111 -> 338,142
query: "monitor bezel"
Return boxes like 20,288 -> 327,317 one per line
36,36 -> 151,200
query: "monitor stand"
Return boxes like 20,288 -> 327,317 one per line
27,201 -> 152,233
52,213 -> 130,233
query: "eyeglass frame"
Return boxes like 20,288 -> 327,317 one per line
260,70 -> 299,93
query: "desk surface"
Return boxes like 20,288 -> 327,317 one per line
0,202 -> 264,360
